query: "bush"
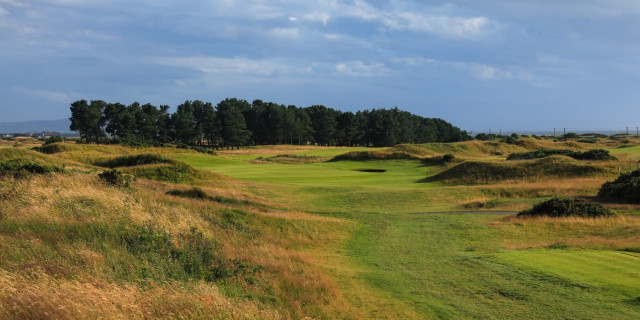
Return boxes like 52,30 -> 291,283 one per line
442,154 -> 455,162
518,197 -> 613,218
598,169 -> 640,203
98,169 -> 132,188
43,136 -> 64,145
507,149 -> 616,161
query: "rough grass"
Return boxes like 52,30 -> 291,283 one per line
95,153 -> 176,168
0,165 -> 353,319
425,156 -> 610,184
254,154 -> 325,164
4,142 -> 640,319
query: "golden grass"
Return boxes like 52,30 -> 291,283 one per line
0,270 -> 274,320
0,169 -> 358,319
493,215 -> 640,251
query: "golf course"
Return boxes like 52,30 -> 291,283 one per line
1,136 -> 640,319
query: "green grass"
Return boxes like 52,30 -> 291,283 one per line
172,153 -> 444,188
175,143 -> 640,319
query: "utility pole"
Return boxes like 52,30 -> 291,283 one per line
564,128 -> 566,135
499,129 -> 502,136
553,128 -> 556,136
627,127 -> 629,135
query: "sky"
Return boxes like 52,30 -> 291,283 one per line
1,0 -> 639,132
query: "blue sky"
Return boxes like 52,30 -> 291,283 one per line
1,0 -> 639,131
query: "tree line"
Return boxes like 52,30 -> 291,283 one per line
69,98 -> 470,148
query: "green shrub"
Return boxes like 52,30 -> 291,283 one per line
518,197 -> 613,218
507,149 -> 616,161
442,154 -> 455,162
96,154 -> 175,168
124,224 -> 259,282
43,136 -> 64,145
598,169 -> 640,204
578,138 -> 598,144
98,169 -> 132,188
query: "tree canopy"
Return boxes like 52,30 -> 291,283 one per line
69,98 -> 470,147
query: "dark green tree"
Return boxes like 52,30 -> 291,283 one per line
70,100 -> 107,143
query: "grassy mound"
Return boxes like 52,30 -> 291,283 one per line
96,154 -> 176,168
255,154 -> 324,164
121,163 -> 201,183
33,142 -> 80,154
426,156 -> 607,184
508,149 -> 617,161
0,160 -> 64,177
167,187 -> 255,206
518,197 -> 613,218
598,169 -> 640,203
331,150 -> 421,161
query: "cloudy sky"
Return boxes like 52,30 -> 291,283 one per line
1,0 -> 639,131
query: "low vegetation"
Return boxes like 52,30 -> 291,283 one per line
598,169 -> 640,203
507,149 -> 617,161
0,161 -> 64,178
3,139 -> 640,319
96,154 -> 176,168
98,169 -> 132,188
255,154 -> 324,164
518,197 -> 613,218
167,187 -> 256,206
426,156 -> 607,184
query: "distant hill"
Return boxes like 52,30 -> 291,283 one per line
0,119 -> 71,134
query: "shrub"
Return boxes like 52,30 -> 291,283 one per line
442,154 -> 455,162
507,149 -> 616,161
518,197 -> 613,218
43,136 -> 64,145
598,169 -> 640,204
98,169 -> 132,188
578,138 -> 598,144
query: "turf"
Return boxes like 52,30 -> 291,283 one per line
174,142 -> 640,319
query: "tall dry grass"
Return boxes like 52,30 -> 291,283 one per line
494,215 -> 640,251
0,269 -> 274,320
0,169 -> 356,319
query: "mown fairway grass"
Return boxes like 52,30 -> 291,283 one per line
175,142 -> 640,319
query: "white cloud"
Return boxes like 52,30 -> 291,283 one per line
12,86 -> 73,103
153,56 -> 295,78
335,61 -> 386,77
0,6 -> 8,15
269,27 -> 300,39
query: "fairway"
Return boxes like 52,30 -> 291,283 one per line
498,250 -> 640,297
172,153 -> 444,187
175,143 -> 640,319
